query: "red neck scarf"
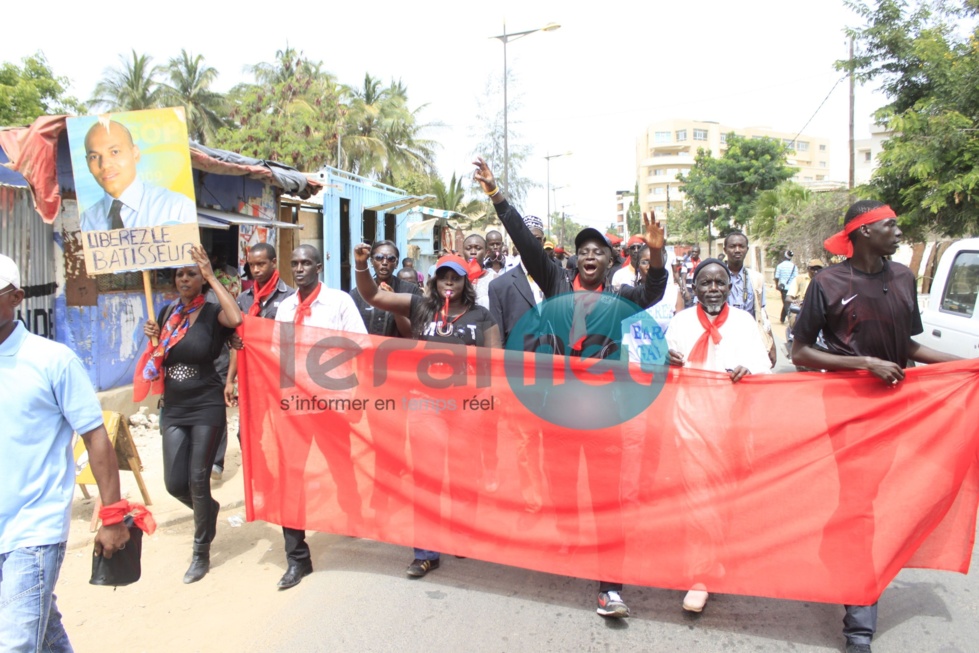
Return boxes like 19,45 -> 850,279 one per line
467,258 -> 485,282
136,294 -> 206,388
572,274 -> 604,293
294,283 -> 321,325
688,303 -> 730,365
249,270 -> 280,316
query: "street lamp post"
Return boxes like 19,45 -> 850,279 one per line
490,21 -> 560,196
545,151 -> 571,234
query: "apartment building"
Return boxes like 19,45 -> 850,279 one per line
634,119 -> 832,217
613,189 -> 635,239
854,123 -> 892,186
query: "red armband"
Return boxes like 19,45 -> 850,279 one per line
98,500 -> 157,535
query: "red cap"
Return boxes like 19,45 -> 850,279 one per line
606,232 -> 623,246
434,254 -> 468,276
554,246 -> 565,254
626,235 -> 645,247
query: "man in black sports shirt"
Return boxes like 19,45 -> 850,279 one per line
792,200 -> 960,653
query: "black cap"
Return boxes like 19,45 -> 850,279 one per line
574,227 -> 611,253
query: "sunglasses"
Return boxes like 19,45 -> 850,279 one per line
372,254 -> 399,263
0,287 -> 17,297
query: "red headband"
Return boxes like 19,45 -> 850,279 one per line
823,205 -> 897,257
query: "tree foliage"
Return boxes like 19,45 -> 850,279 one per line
160,50 -> 226,144
471,73 -> 536,211
342,74 -> 437,184
845,0 -> 979,238
0,53 -> 83,125
750,181 -> 813,241
626,182 -> 642,236
428,172 -> 483,217
678,133 -> 796,236
763,188 -> 853,264
214,48 -> 343,171
89,50 -> 163,112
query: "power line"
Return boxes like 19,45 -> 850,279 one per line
790,74 -> 848,146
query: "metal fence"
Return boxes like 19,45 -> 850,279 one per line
0,185 -> 56,338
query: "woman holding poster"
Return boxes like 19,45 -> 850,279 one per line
140,245 -> 242,583
353,245 -> 500,579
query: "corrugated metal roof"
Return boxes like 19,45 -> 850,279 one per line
197,208 -> 304,230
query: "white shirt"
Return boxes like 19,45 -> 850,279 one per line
80,178 -> 198,231
275,284 -> 368,334
666,305 -> 772,375
611,265 -> 637,290
621,281 -> 679,364
473,267 -> 499,310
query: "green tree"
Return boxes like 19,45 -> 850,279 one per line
626,182 -> 642,236
214,49 -> 343,171
845,0 -> 979,238
678,133 -> 796,236
0,52 -> 83,125
342,75 -> 437,184
750,181 -> 813,241
471,73 -> 536,211
429,172 -> 483,216
89,50 -> 162,111
768,188 -> 852,264
160,50 -> 226,144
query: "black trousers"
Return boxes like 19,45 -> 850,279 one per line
162,422 -> 223,552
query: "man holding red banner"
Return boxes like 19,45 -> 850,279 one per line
666,258 -> 772,613
474,156 -> 667,620
271,244 -> 367,590
792,200 -> 961,653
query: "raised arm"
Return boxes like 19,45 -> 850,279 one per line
192,245 -> 243,329
620,212 -> 667,308
353,244 -> 414,317
473,156 -> 561,297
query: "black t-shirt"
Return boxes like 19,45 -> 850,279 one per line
793,260 -> 923,367
158,302 -> 234,420
351,276 -> 422,337
409,295 -> 495,346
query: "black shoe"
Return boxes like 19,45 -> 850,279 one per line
277,559 -> 313,590
183,555 -> 210,584
406,558 -> 439,578
845,642 -> 872,653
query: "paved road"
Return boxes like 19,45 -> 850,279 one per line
58,511 -> 979,653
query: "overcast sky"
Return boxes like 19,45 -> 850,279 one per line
4,0 -> 886,233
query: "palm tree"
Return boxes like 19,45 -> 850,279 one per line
342,75 -> 437,183
88,50 -> 162,111
430,172 -> 483,216
750,182 -> 811,240
159,50 -> 226,144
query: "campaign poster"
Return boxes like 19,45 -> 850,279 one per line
66,107 -> 200,275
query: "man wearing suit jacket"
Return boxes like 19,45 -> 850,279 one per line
487,214 -> 550,513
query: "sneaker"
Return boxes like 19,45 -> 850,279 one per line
596,590 -> 630,618
682,588 -> 709,612
406,558 -> 439,578
211,465 -> 223,481
845,642 -> 872,653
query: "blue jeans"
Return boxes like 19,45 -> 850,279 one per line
0,542 -> 73,653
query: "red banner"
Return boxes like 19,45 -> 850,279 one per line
238,316 -> 979,605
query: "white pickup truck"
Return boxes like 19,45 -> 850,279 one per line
914,238 -> 979,358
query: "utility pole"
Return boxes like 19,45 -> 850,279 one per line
848,35 -> 855,190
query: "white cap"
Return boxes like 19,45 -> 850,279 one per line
0,254 -> 21,291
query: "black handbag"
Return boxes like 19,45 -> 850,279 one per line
90,515 -> 143,586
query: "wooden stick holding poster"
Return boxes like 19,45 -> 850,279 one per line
142,270 -> 158,346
